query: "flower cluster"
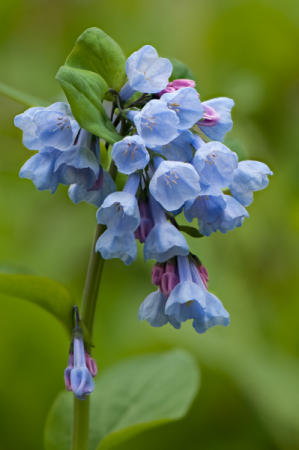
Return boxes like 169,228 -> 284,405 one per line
15,45 -> 272,345
14,102 -> 116,206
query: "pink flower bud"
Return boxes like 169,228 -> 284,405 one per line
158,78 -> 196,97
85,352 -> 98,377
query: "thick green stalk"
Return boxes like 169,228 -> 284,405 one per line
71,224 -> 106,450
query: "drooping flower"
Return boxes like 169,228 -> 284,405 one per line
96,173 -> 140,234
19,130 -> 100,193
149,159 -> 201,211
128,99 -> 179,148
64,351 -> 98,392
217,195 -> 249,233
229,160 -> 273,206
144,196 -> 189,262
197,97 -> 234,142
120,45 -> 172,100
189,259 -> 230,333
19,149 -> 62,193
111,135 -> 149,175
67,333 -> 95,400
68,168 -> 116,207
165,255 -> 229,333
14,102 -> 79,152
95,229 -> 137,265
193,141 -> 238,189
184,187 -> 249,236
53,130 -> 99,188
138,290 -> 169,327
161,87 -> 203,130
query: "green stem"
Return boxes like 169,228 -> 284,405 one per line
72,398 -> 90,450
0,80 -> 48,107
81,224 -> 106,335
71,224 -> 106,450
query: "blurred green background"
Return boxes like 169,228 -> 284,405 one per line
0,0 -> 298,449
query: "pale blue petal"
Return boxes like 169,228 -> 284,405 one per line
68,170 -> 116,207
95,229 -> 137,265
126,45 -> 172,93
218,195 -> 249,233
165,281 -> 206,323
14,102 -> 79,152
161,87 -> 203,130
152,130 -> 194,162
96,191 -> 140,234
138,290 -> 169,327
149,160 -> 201,211
184,191 -> 226,236
199,97 -> 234,142
193,292 -> 230,334
19,150 -> 61,193
14,106 -> 43,150
144,222 -> 189,262
193,142 -> 238,189
229,160 -> 273,206
133,100 -> 179,148
70,368 -> 94,399
55,145 -> 99,188
111,135 -> 149,174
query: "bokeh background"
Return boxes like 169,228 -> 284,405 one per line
0,0 -> 298,449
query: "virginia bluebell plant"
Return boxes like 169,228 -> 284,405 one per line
13,28 -> 272,450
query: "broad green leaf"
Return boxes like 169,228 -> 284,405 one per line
0,273 -> 73,333
169,58 -> 196,81
44,349 -> 199,450
178,225 -> 204,238
56,66 -> 120,143
56,27 -> 126,143
0,80 -> 47,107
66,27 -> 126,92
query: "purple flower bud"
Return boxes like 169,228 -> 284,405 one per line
85,352 -> 98,377
197,263 -> 209,289
160,261 -> 179,297
135,200 -> 154,243
152,263 -> 165,286
64,353 -> 74,392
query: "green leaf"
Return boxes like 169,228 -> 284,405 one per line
56,66 -> 120,143
66,27 -> 126,91
0,80 -> 47,107
56,27 -> 127,143
66,27 -> 126,92
0,273 -> 73,333
178,225 -> 204,238
169,58 -> 196,81
44,349 -> 199,450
